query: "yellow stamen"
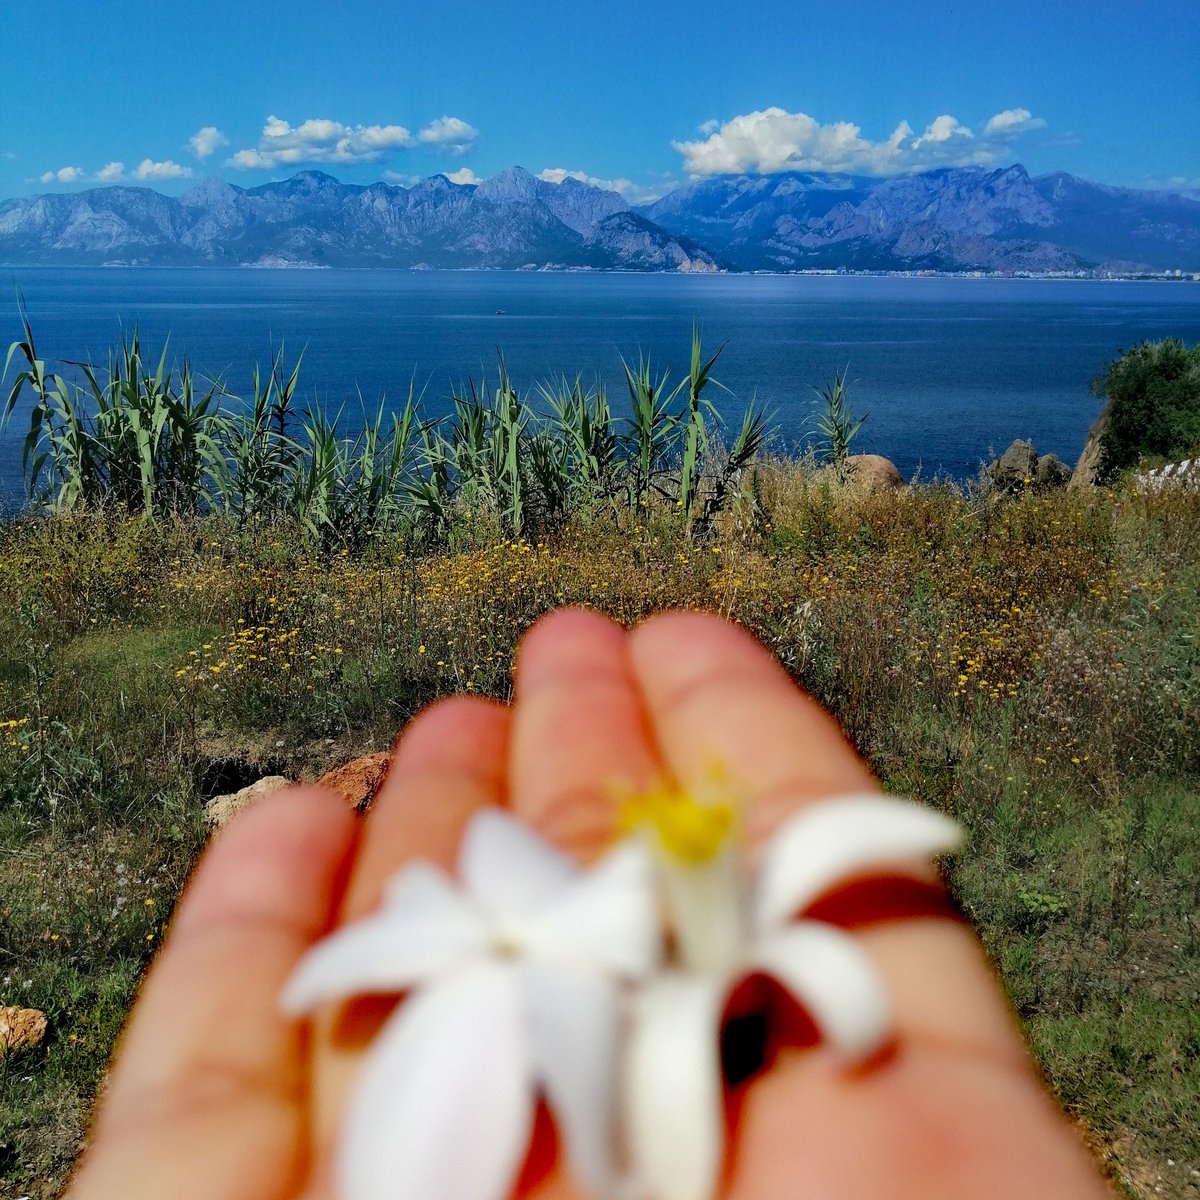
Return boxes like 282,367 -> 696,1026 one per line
619,774 -> 737,865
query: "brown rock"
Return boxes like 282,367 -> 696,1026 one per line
0,1006 -> 47,1054
844,454 -> 905,489
1069,401 -> 1111,488
317,752 -> 391,810
1035,453 -> 1071,488
990,440 -> 1039,491
817,454 -> 904,491
204,775 -> 292,829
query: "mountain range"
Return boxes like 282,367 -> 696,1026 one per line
2,164 -> 1198,274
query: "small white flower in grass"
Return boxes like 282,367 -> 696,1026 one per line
620,782 -> 962,1200
282,808 -> 660,1200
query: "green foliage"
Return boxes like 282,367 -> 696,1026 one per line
4,321 -> 774,544
813,366 -> 866,464
1093,338 -> 1200,480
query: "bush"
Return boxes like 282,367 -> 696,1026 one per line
1093,338 -> 1200,481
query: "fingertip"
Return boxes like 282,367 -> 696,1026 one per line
174,784 -> 359,941
515,606 -> 629,694
388,694 -> 509,771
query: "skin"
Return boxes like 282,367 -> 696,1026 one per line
66,608 -> 1113,1200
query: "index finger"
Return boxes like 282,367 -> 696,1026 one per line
628,610 -> 1022,1058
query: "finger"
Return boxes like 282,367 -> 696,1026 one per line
629,612 -> 1106,1196
510,608 -> 659,863
308,696 -> 510,1179
628,610 -> 1023,1059
340,695 -> 510,918
68,786 -> 357,1200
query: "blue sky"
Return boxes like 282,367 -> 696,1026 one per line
3,0 -> 1197,200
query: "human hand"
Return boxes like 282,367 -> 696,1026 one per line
66,608 -> 1112,1200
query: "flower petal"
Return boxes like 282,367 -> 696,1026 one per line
754,793 -> 962,933
624,971 -> 727,1200
521,960 -> 623,1198
753,920 -> 890,1061
281,863 -> 486,1014
524,839 -> 661,978
338,962 -> 534,1200
459,807 -> 577,918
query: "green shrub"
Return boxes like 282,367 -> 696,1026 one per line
1093,338 -> 1200,480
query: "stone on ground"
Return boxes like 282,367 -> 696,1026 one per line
317,752 -> 391,809
0,1006 -> 47,1054
204,775 -> 292,828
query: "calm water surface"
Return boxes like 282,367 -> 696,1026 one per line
5,269 -> 1200,488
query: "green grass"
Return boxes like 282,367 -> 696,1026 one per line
0,473 -> 1197,1198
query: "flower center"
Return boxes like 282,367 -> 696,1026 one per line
620,777 -> 737,865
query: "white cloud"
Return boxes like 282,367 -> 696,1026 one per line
698,119 -> 720,136
38,166 -> 85,184
538,166 -> 666,204
228,113 -> 479,169
229,114 -> 412,168
134,158 -> 192,180
417,116 -> 479,155
673,106 -> 1049,177
983,108 -> 1047,138
445,166 -> 481,185
189,126 -> 229,159
911,114 -> 973,148
382,170 -> 421,186
96,161 -> 126,182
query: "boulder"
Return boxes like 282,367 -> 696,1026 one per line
317,752 -> 391,810
204,775 -> 292,829
843,454 -> 904,489
990,440 -> 1039,491
0,1006 -> 47,1055
1035,453 -> 1071,488
1069,401 -> 1111,489
816,454 -> 904,491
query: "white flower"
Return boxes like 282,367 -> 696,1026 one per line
282,808 -> 660,1200
622,788 -> 962,1200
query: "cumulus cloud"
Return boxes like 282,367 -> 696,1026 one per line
983,108 -> 1047,137
382,170 -> 421,185
229,115 -> 411,168
417,116 -> 479,155
134,158 -> 192,180
228,113 -> 478,169
673,106 -> 1047,177
445,166 -> 481,185
189,126 -> 229,159
39,166 -> 85,184
96,161 -> 126,182
911,114 -> 973,148
538,167 -> 666,204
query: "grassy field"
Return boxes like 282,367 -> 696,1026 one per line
0,468 -> 1197,1198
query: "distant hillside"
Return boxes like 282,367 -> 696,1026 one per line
641,165 -> 1200,273
2,163 -> 1197,273
0,167 -> 720,272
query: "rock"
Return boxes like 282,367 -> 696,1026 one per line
0,1006 -> 47,1055
1070,402 -> 1111,488
204,775 -> 292,828
317,752 -> 391,810
815,454 -> 904,491
990,440 -> 1039,491
843,454 -> 905,489
1035,453 -> 1071,488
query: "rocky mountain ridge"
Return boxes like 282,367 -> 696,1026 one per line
1,163 -> 1197,273
0,166 -> 718,272
642,164 -> 1200,273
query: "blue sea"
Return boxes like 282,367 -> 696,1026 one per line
4,268 -> 1200,489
